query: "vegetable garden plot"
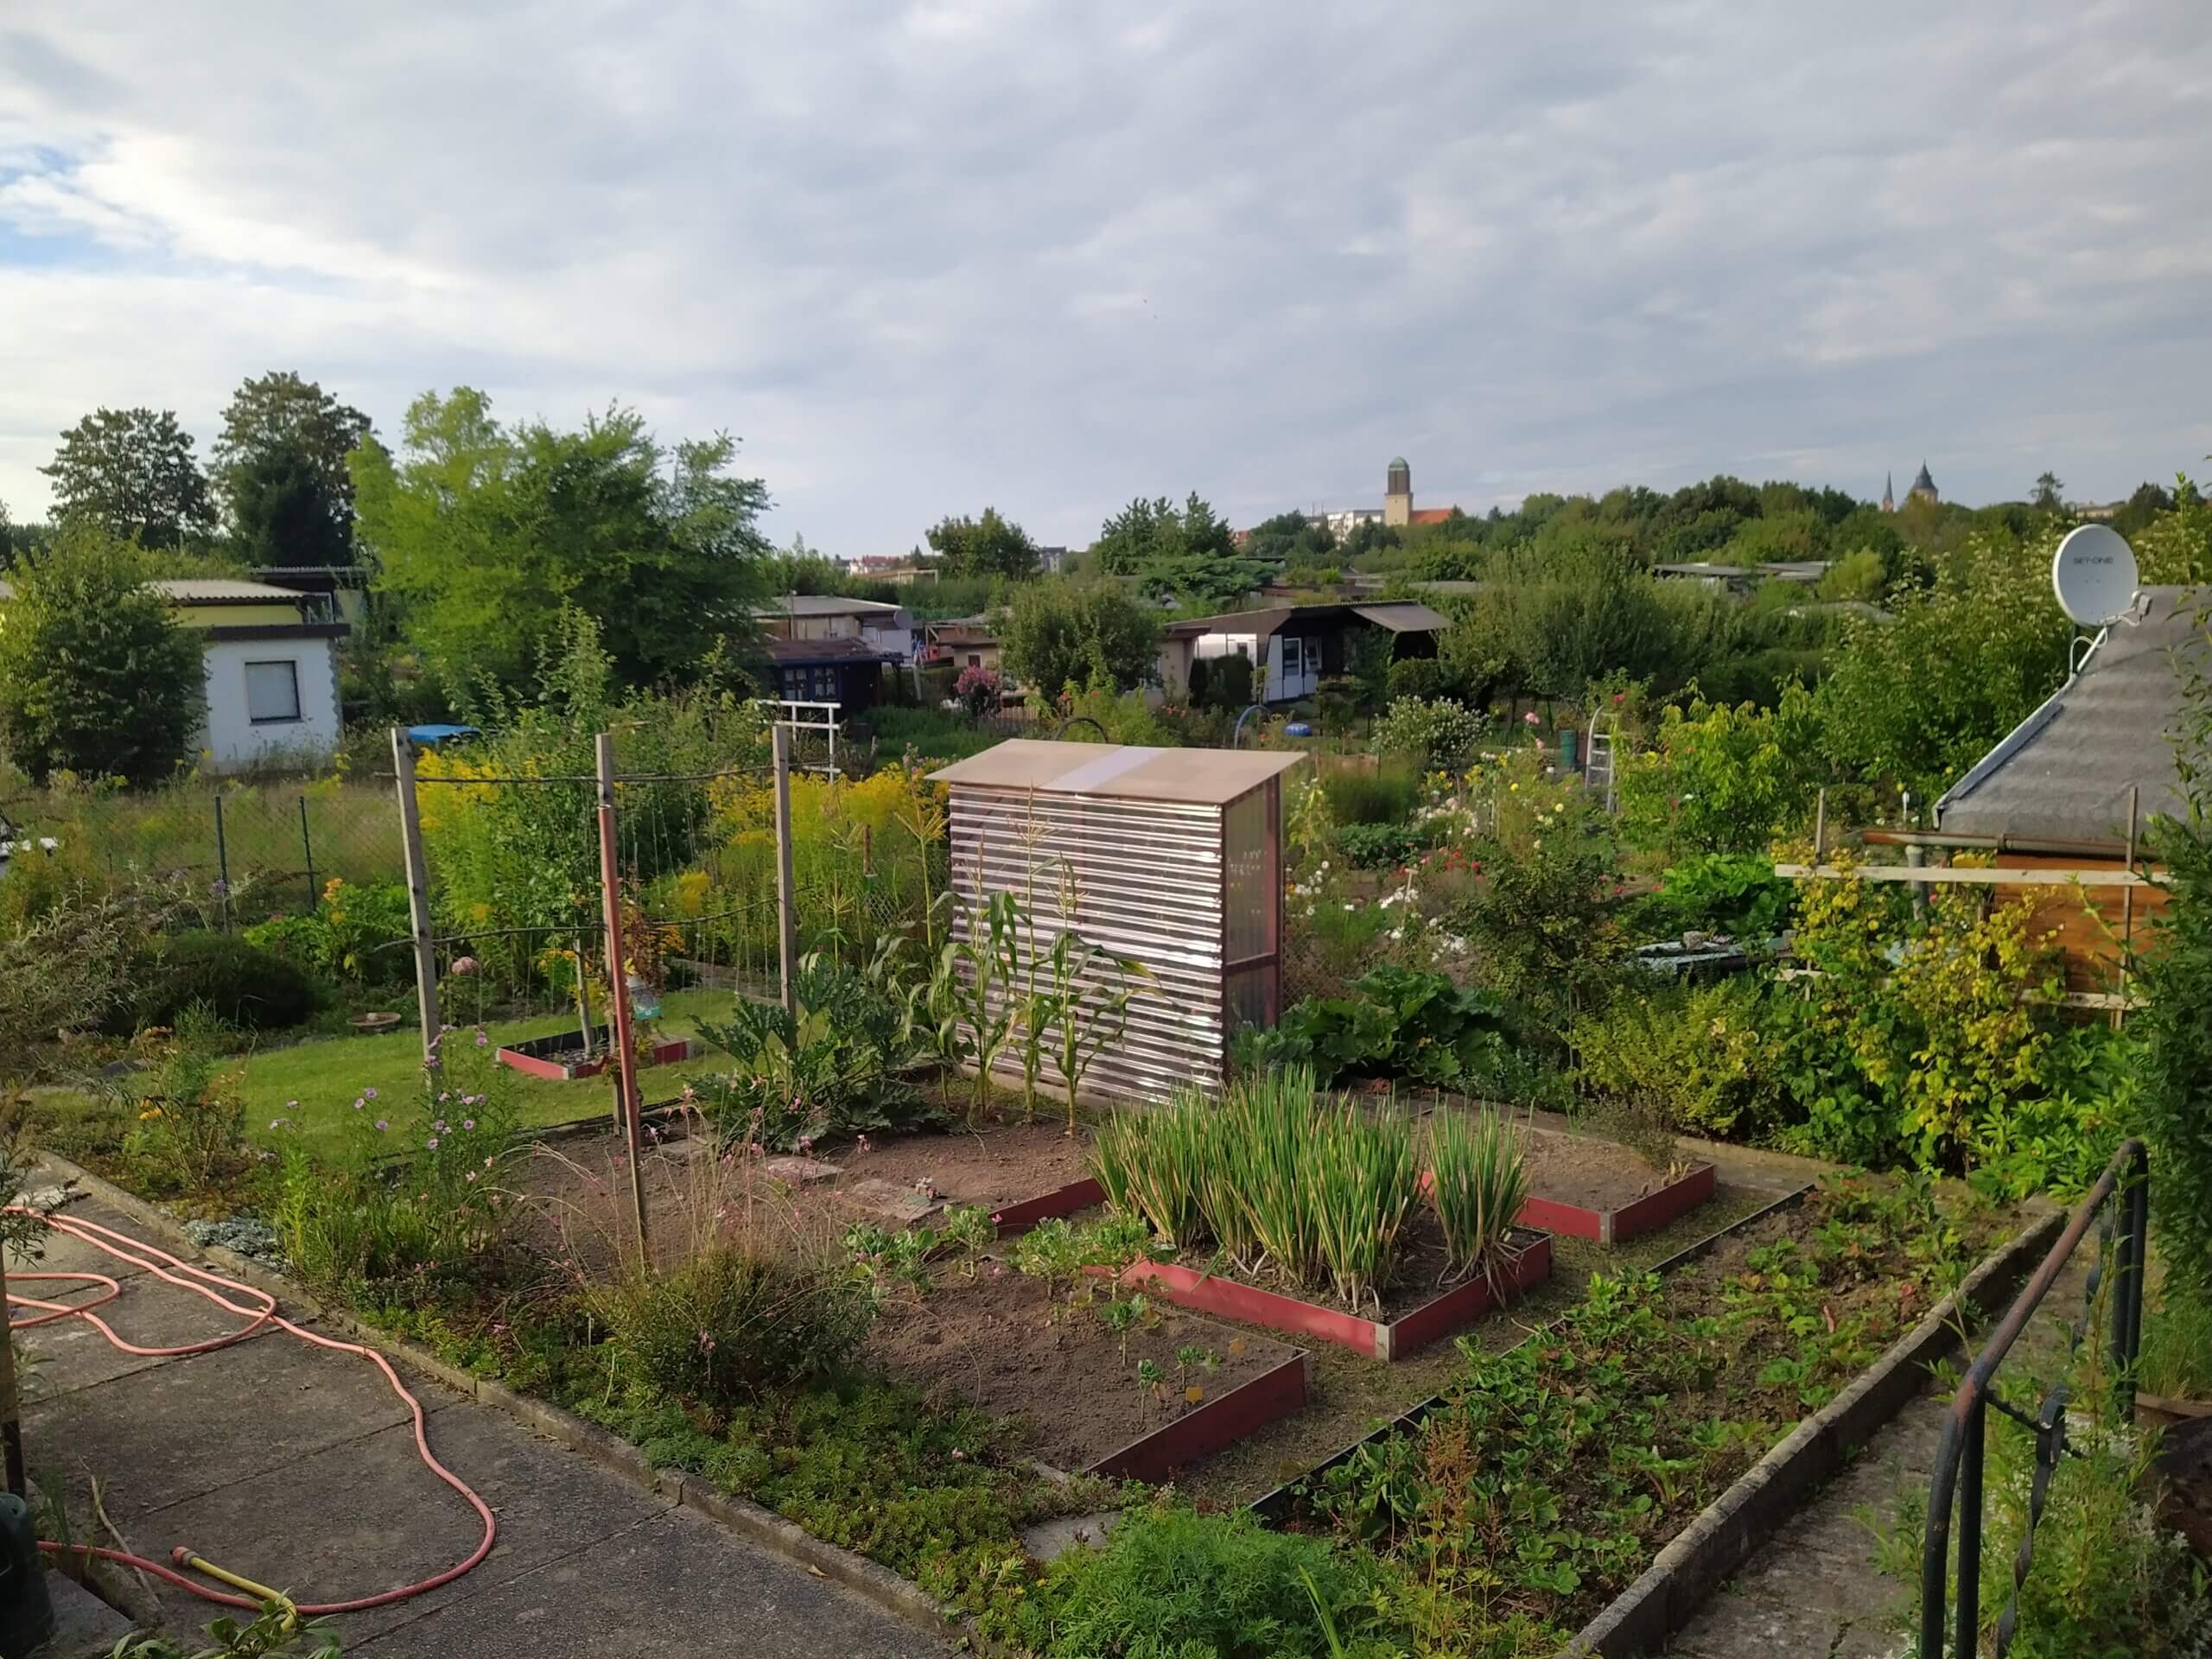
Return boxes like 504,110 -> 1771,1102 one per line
1516,1124 -> 1716,1245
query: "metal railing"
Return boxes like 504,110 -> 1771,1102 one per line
1918,1137 -> 2149,1658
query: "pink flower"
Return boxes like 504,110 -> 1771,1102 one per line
463,1119 -> 475,1131
1523,711 -> 1540,726
364,1087 -> 379,1100
375,1119 -> 389,1131
465,1171 -> 478,1183
427,1136 -> 440,1150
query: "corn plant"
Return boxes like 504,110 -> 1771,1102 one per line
1306,1094 -> 1418,1312
1426,1104 -> 1530,1294
1039,858 -> 1152,1128
925,884 -> 1023,1127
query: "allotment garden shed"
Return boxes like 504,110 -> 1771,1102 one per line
929,740 -> 1307,1104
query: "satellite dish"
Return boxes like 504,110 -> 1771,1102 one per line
2050,524 -> 2139,626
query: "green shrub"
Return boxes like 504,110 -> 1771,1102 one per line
1025,1498 -> 1404,1658
1371,696 -> 1484,771
242,879 -> 414,982
1570,979 -> 1777,1138
1205,651 -> 1255,711
1335,821 -> 1432,870
1246,964 -> 1511,1091
588,1237 -> 876,1411
1384,656 -> 1449,704
693,950 -> 927,1151
105,1005 -> 251,1198
1644,852 -> 1793,939
114,930 -> 321,1033
1320,763 -> 1421,827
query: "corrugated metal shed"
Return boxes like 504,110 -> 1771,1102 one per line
1937,586 -> 2208,847
930,741 -> 1306,1103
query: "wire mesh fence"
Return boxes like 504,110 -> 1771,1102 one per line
0,778 -> 403,925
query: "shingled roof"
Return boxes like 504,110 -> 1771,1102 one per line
1936,586 -> 2209,848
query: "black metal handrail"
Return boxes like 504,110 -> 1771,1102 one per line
1919,1137 -> 2149,1658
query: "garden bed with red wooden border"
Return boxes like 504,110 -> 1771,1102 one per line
1110,1230 -> 1553,1361
1521,1157 -> 1717,1247
1084,1349 -> 1313,1483
497,1032 -> 696,1081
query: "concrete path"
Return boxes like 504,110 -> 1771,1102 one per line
14,1184 -> 951,1657
1665,1244 -> 2092,1658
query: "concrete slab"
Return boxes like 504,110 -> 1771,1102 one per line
350,1505 -> 952,1658
33,1570 -> 137,1659
842,1178 -> 942,1224
23,1325 -> 454,1520
15,1274 -> 285,1401
760,1155 -> 842,1185
127,1400 -> 681,1645
1020,1510 -> 1117,1562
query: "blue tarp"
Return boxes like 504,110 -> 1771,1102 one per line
407,723 -> 480,747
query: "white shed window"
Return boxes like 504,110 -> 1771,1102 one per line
245,659 -> 302,724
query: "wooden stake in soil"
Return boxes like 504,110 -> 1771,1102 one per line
595,733 -> 650,1255
391,727 -> 443,1070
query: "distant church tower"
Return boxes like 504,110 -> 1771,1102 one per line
1881,471 -> 1895,513
1384,456 -> 1412,528
1908,461 -> 1938,505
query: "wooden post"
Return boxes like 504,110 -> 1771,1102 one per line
2118,784 -> 2139,1027
1813,787 -> 1827,860
595,734 -> 649,1256
773,722 -> 799,1016
212,791 -> 232,931
298,794 -> 319,912
391,728 -> 443,1069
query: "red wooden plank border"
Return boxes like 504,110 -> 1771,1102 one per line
1382,1230 -> 1554,1358
496,1037 -> 694,1083
1086,1351 -> 1312,1484
989,1177 -> 1104,1234
1516,1159 -> 1715,1248
1119,1261 -> 1387,1357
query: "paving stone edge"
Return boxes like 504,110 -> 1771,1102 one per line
32,1153 -> 974,1650
1550,1204 -> 2069,1659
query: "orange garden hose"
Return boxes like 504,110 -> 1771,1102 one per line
4,1205 -> 496,1615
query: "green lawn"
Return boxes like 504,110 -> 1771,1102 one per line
231,986 -> 738,1154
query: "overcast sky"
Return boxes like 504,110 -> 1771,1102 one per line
3,3 -> 2209,556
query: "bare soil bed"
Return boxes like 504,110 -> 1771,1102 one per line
867,1262 -> 1300,1473
1517,1124 -> 1678,1211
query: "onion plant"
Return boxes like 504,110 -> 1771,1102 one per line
1088,1096 -> 1209,1251
1306,1094 -> 1418,1312
1425,1104 -> 1529,1293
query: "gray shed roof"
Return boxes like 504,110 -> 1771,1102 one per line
1351,601 -> 1448,632
931,739 -> 1306,807
754,593 -> 905,618
1936,586 -> 2209,847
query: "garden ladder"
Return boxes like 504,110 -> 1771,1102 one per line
1584,713 -> 1618,813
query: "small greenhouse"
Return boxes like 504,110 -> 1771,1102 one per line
929,740 -> 1307,1104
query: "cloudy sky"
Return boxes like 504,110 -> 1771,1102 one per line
2,3 -> 2208,556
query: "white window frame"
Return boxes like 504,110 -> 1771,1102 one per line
244,658 -> 302,725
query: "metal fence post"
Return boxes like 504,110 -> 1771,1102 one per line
773,723 -> 799,1016
391,728 -> 443,1068
1955,1395 -> 1985,1658
212,790 -> 232,931
2114,1157 -> 2149,1385
595,733 -> 650,1256
299,794 -> 319,911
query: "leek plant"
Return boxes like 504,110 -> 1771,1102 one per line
1425,1104 -> 1529,1293
1089,1095 -> 1209,1251
1306,1094 -> 1418,1312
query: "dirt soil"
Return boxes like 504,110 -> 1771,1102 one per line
513,1114 -> 1095,1272
867,1262 -> 1300,1472
1519,1124 -> 1688,1213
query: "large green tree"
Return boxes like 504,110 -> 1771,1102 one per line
350,388 -> 771,702
1092,492 -> 1267,607
0,524 -> 204,785
1242,511 -> 1337,567
924,508 -> 1038,580
41,408 -> 216,550
212,371 -> 373,566
995,582 -> 1161,696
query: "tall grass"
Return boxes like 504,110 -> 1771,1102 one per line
1425,1105 -> 1529,1290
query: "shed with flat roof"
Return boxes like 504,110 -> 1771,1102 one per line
929,740 -> 1308,1103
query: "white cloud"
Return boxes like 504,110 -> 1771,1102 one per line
0,0 -> 2208,552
